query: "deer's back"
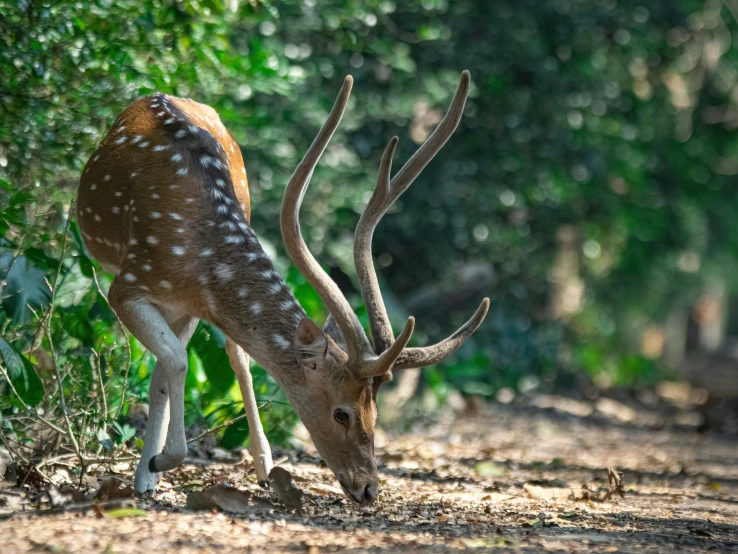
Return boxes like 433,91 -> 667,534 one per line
78,93 -> 249,269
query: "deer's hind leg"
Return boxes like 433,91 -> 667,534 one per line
109,283 -> 198,492
226,338 -> 273,487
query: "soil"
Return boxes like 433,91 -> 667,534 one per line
2,390 -> 738,553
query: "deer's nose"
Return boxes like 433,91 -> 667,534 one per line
340,477 -> 378,505
362,483 -> 377,503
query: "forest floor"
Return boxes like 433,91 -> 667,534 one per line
2,385 -> 738,553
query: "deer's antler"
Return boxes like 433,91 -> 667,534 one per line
281,71 -> 488,380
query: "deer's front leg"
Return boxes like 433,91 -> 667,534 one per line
226,338 -> 273,487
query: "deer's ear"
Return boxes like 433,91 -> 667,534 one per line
295,318 -> 328,371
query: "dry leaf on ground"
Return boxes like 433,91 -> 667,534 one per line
269,467 -> 303,515
186,483 -> 274,514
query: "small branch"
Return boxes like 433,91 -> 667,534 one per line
37,453 -> 139,470
187,401 -> 271,445
92,268 -> 132,419
45,205 -> 82,465
90,349 -> 108,417
0,361 -> 67,436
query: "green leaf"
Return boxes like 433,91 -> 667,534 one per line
104,508 -> 147,519
189,322 -> 234,395
0,336 -> 44,406
0,250 -> 52,324
220,408 -> 250,449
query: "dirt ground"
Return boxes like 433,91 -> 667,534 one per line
3,388 -> 738,553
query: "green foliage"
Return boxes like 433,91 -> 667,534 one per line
0,336 -> 43,407
2,0 -> 738,465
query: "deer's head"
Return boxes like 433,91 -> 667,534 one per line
280,72 -> 489,504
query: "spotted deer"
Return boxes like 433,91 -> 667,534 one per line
76,71 -> 489,504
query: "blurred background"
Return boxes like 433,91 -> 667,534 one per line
2,0 -> 738,462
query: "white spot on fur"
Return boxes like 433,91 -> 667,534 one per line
151,212 -> 161,219
246,252 -> 265,262
153,145 -> 169,151
224,235 -> 242,245
152,193 -> 160,199
160,280 -> 172,290
172,246 -> 185,256
273,334 -> 291,350
128,238 -> 138,246
142,264 -> 152,271
138,142 -> 149,148
94,214 -> 101,222
250,301 -> 262,314
131,136 -> 142,144
175,129 -> 187,139
176,167 -> 188,176
112,206 -> 120,214
103,175 -> 111,182
200,248 -> 214,257
90,183 -> 97,191
237,286 -> 248,297
146,235 -> 158,245
171,153 -> 182,163
170,213 -> 183,220
214,263 -> 234,282
124,273 -> 136,282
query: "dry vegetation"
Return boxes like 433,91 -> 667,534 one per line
3,386 -> 738,553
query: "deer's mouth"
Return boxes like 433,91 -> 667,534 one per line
339,479 -> 377,505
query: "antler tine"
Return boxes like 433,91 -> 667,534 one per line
392,298 -> 490,371
354,71 -> 472,354
281,76 -> 371,362
354,136 -> 398,353
357,316 -> 415,379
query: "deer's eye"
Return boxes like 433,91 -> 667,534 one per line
334,409 -> 350,424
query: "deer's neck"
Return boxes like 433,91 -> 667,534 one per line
200,226 -> 307,382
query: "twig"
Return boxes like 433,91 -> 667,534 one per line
90,349 -> 108,417
0,361 -> 67,436
37,454 -> 139,470
44,205 -> 82,465
187,401 -> 271,444
92,267 -> 131,419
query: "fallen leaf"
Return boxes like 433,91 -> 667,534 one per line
103,508 -> 148,519
269,467 -> 303,515
95,477 -> 134,501
474,461 -> 504,478
186,483 -> 273,514
603,467 -> 625,501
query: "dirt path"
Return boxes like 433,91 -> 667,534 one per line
3,395 -> 738,553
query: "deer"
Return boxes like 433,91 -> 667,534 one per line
76,70 -> 489,504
